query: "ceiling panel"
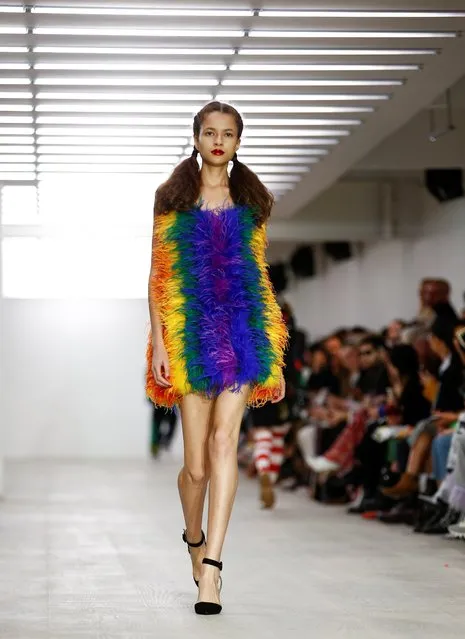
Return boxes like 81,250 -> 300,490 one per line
1,1 -> 465,208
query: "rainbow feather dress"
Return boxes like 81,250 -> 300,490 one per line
145,203 -> 289,408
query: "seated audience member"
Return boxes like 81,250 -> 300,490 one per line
348,344 -> 431,513
306,344 -> 340,396
415,325 -> 465,534
448,425 -> 465,538
356,336 -> 390,398
384,319 -> 406,348
305,336 -> 390,474
383,317 -> 464,499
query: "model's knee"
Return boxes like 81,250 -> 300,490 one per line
209,427 -> 236,458
184,464 -> 207,486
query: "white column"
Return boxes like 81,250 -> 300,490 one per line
0,185 -> 4,498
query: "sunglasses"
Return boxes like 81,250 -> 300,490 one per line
360,349 -> 374,356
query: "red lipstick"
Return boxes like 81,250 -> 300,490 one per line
211,149 -> 224,156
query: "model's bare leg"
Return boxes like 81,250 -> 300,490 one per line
197,384 -> 250,606
178,393 -> 215,583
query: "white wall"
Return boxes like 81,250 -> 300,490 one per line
285,195 -> 465,340
3,300 -> 154,459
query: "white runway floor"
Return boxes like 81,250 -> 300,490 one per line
0,457 -> 464,639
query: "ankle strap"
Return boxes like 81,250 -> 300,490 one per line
203,557 -> 223,571
182,529 -> 205,548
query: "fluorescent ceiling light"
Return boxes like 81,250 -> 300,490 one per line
0,172 -> 35,179
0,92 -> 33,99
32,8 -> 253,17
36,77 -> 218,86
0,163 -> 35,170
245,119 -> 360,126
239,48 -> 436,56
0,137 -> 34,144
37,164 -> 175,172
37,137 -> 189,145
34,28 -> 244,37
36,117 -> 194,125
0,78 -> 30,85
0,6 -> 23,11
35,47 -> 235,56
35,63 -> 226,71
0,105 -> 33,112
36,104 -> 205,113
38,147 -> 183,156
39,156 -> 177,164
260,10 -> 465,18
0,64 -> 30,70
234,156 -> 319,164
0,47 -> 29,53
230,63 -> 419,71
0,155 -> 35,162
239,148 -> 329,155
222,79 -> 403,86
241,137 -> 340,144
219,93 -> 389,101
0,127 -> 34,135
36,92 -> 213,101
240,106 -> 374,114
36,127 -> 193,136
0,28 -> 28,34
0,117 -> 33,124
249,30 -> 456,39
0,146 -> 35,153
247,166 -> 309,173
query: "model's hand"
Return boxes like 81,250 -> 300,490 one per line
152,342 -> 172,387
271,373 -> 285,403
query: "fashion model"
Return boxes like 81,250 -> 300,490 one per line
146,101 -> 289,615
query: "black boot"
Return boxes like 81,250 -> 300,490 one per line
422,508 -> 461,535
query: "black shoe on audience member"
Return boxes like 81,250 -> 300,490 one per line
378,497 -> 417,525
348,493 -> 393,514
422,508 -> 461,535
413,498 -> 448,533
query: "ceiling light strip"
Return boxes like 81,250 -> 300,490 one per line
222,79 -> 403,86
34,47 -> 236,55
36,77 -> 219,86
239,48 -> 436,56
36,92 -> 213,101
35,63 -> 227,71
230,64 -> 419,71
249,30 -> 457,39
260,10 -> 465,18
32,8 -> 254,17
34,28 -> 245,37
218,94 -> 389,101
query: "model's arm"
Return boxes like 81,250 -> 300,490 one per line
148,211 -> 164,346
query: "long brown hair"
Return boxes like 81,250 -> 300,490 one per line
154,101 -> 274,226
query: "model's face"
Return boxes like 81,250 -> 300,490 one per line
194,111 -> 240,167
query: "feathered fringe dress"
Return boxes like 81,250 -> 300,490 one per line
145,203 -> 289,409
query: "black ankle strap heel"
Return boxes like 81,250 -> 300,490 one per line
194,558 -> 223,616
182,529 -> 206,587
